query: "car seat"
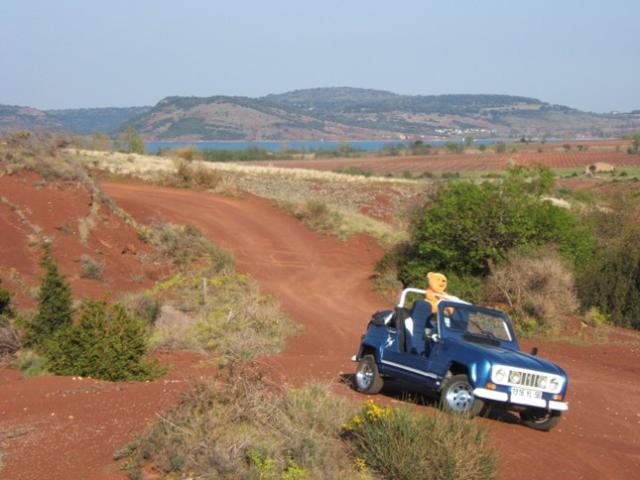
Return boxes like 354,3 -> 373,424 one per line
406,300 -> 433,355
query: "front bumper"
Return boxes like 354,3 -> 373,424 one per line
473,388 -> 568,412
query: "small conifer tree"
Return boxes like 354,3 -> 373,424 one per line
27,244 -> 73,346
44,300 -> 160,381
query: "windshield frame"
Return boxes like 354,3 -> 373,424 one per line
437,301 -> 518,346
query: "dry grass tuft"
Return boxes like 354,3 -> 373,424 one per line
486,247 -> 579,334
121,370 -> 360,479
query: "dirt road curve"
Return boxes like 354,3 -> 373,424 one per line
1,182 -> 638,479
102,183 -> 388,382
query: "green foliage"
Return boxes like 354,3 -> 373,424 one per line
344,401 -> 496,480
584,307 -> 610,328
628,133 -> 640,154
0,280 -> 13,317
397,166 -> 594,286
145,222 -> 234,271
16,349 -> 49,377
122,126 -> 145,154
149,264 -> 297,363
444,142 -> 465,154
42,300 -> 161,381
335,166 -> 374,177
24,245 -> 73,347
577,227 -> 640,330
0,284 -> 21,359
79,254 -> 103,280
494,142 -> 506,154
124,373 -> 360,479
577,193 -> 640,329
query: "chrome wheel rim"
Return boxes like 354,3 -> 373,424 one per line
445,381 -> 474,412
356,362 -> 373,389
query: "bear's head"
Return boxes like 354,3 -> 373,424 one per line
427,272 -> 448,294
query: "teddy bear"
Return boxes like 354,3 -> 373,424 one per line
425,272 -> 450,314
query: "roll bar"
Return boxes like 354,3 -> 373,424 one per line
397,288 -> 426,308
396,288 -> 470,309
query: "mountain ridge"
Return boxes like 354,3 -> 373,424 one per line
2,87 -> 639,140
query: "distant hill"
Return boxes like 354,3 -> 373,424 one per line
0,104 -> 150,135
0,104 -> 64,133
126,88 -> 640,141
3,88 -> 640,140
46,106 -> 151,135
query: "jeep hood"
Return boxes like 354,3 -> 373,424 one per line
460,340 -> 565,376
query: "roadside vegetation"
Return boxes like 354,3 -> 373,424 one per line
119,366 -> 496,480
378,164 -> 640,335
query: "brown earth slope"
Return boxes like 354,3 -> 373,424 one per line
0,171 -> 168,308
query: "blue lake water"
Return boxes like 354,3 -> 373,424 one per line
145,139 -> 497,154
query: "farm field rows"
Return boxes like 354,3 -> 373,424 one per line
253,150 -> 640,174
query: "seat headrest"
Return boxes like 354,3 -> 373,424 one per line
411,300 -> 431,320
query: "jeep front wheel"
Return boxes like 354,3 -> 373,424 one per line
439,374 -> 483,416
354,355 -> 384,394
520,408 -> 561,431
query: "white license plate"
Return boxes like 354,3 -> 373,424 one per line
510,387 -> 543,406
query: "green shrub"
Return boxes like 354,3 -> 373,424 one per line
79,254 -> 103,280
0,280 -> 12,317
344,400 -> 496,480
23,245 -> 73,347
0,314 -> 21,361
397,166 -> 594,286
577,193 -> 640,330
123,372 -> 359,479
149,266 -> 297,362
121,293 -> 161,324
335,166 -> 373,177
16,349 -> 49,376
146,222 -> 234,271
42,300 -> 161,381
577,230 -> 640,330
494,142 -> 506,154
584,307 -> 610,327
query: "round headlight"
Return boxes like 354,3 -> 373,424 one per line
537,377 -> 547,389
549,377 -> 560,392
494,367 -> 507,383
509,371 -> 522,384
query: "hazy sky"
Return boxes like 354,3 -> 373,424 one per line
1,0 -> 638,112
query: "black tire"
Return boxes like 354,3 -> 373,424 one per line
354,354 -> 384,394
520,408 -> 562,431
439,374 -> 484,416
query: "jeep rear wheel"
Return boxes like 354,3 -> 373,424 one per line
354,355 -> 384,394
520,408 -> 561,431
440,374 -> 484,416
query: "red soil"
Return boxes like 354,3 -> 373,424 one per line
254,150 -> 640,174
0,172 -> 168,308
1,180 -> 639,479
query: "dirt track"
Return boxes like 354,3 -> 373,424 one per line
2,182 -> 639,479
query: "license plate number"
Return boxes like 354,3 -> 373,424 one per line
511,387 -> 542,406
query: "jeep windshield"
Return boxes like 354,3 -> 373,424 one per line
440,303 -> 514,343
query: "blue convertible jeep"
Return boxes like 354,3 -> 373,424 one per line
353,288 -> 569,431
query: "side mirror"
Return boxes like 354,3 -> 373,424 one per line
530,347 -> 539,356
